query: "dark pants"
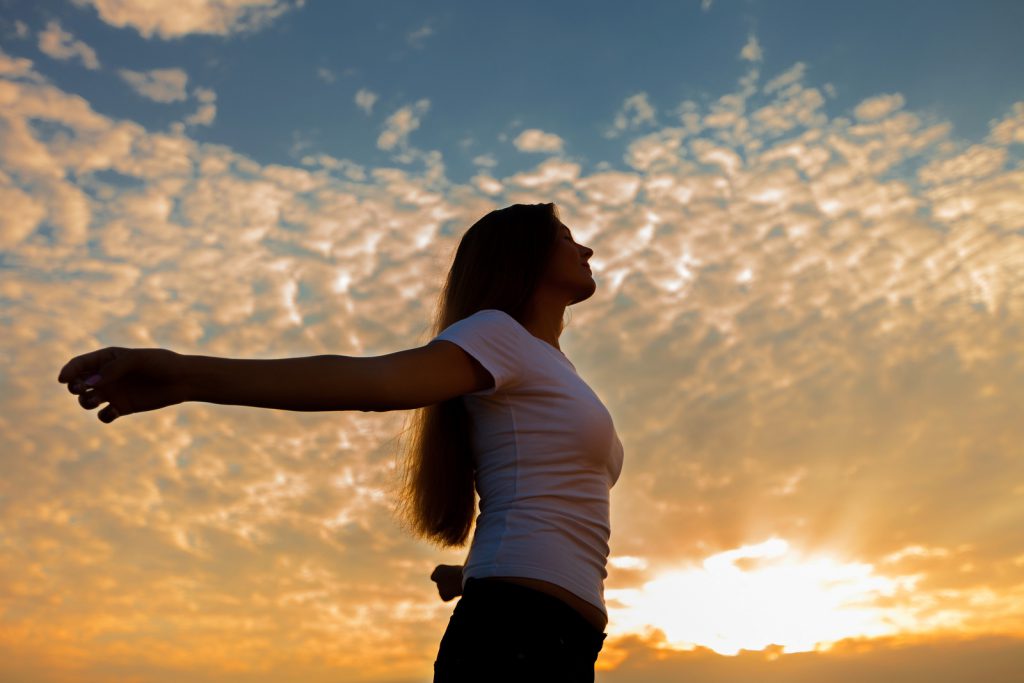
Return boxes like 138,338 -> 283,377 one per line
433,578 -> 607,683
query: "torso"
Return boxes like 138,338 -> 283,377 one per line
481,576 -> 608,633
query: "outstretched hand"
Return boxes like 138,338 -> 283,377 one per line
58,347 -> 189,423
430,564 -> 464,602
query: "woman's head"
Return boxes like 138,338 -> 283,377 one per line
438,202 -> 563,327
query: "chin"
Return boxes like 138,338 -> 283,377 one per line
570,282 -> 597,305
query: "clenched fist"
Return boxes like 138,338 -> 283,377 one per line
430,564 -> 464,602
58,347 -> 189,423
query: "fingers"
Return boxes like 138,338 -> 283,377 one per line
77,389 -> 122,423
78,389 -> 104,410
98,403 -> 120,424
58,347 -> 120,390
67,374 -> 103,395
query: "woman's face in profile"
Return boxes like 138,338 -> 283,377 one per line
545,220 -> 596,305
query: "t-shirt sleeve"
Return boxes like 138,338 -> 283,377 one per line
430,309 -> 524,396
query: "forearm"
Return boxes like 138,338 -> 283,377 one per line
180,353 -> 381,412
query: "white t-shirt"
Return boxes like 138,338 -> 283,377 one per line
430,308 -> 625,619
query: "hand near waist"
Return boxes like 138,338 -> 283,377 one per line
430,564 -> 464,601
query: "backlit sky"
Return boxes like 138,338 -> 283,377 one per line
2,1 -> 1023,681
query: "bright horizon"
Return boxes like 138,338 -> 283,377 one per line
2,1 -> 1023,681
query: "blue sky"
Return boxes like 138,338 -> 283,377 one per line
2,1 -> 1023,681
6,0 -> 1023,184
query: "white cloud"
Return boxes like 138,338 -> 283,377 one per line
855,93 -> 906,121
316,66 -> 335,83
988,102 -> 1024,145
917,144 -> 1007,185
298,153 -> 367,181
472,153 -> 497,168
37,20 -> 100,70
763,62 -> 808,95
0,48 -> 44,83
407,23 -> 433,49
504,157 -> 581,190
0,183 -> 46,248
740,33 -> 763,62
116,69 -> 215,125
605,92 -> 658,138
71,0 -> 303,39
471,173 -> 503,195
623,128 -> 688,172
355,88 -> 378,115
185,86 -> 217,126
750,69 -> 828,136
377,98 -> 430,151
577,170 -> 642,207
119,68 -> 189,102
512,128 -> 565,153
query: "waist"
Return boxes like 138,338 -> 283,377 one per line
475,576 -> 608,633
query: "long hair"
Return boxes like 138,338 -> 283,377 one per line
393,203 -> 563,548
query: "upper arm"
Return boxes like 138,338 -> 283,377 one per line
367,340 -> 495,411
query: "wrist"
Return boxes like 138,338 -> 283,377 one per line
176,351 -> 206,403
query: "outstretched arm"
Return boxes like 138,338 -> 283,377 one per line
58,340 -> 494,423
179,352 -> 386,412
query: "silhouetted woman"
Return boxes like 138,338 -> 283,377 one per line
58,203 -> 624,682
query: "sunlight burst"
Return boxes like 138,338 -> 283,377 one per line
607,539 -> 917,656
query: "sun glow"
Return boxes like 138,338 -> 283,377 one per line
607,539 -> 917,656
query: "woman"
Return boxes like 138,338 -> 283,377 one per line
58,203 -> 624,682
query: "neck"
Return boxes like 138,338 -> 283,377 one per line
521,296 -> 566,350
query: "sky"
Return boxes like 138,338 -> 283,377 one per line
1,0 -> 1023,681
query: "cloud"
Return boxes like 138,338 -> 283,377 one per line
70,0 -> 303,39
0,48 -> 44,83
505,157 -> 581,190
598,634 -> 1024,683
407,23 -> 434,49
316,66 -> 335,83
740,33 -> 763,62
855,93 -> 906,121
355,87 -> 378,115
185,87 -> 217,126
0,183 -> 46,248
989,102 -> 1024,145
604,92 -> 658,138
377,98 -> 430,151
119,68 -> 189,102
577,171 -> 642,207
471,153 -> 498,168
299,153 -> 367,181
513,128 -> 565,153
37,20 -> 100,70
471,173 -> 503,196
116,68 -> 215,126
2,45 -> 1024,682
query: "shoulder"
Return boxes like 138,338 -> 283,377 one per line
453,309 -> 521,331
475,308 -> 514,322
